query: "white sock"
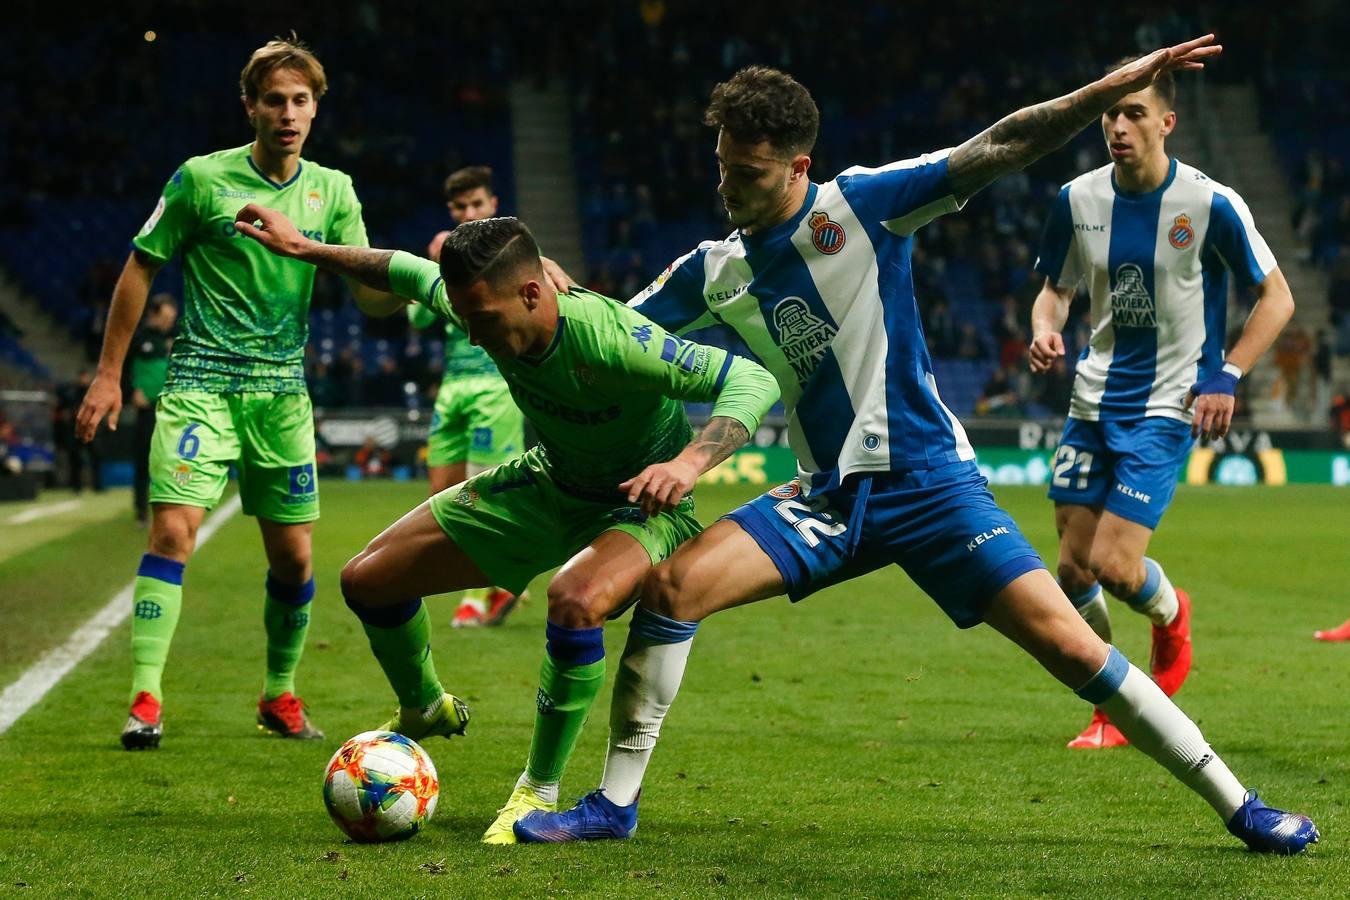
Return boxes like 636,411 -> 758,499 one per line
1065,582 -> 1113,643
598,607 -> 698,806
1127,557 -> 1178,626
1080,647 -> 1245,821
515,769 -> 558,805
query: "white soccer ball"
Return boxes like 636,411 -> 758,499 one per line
322,730 -> 439,842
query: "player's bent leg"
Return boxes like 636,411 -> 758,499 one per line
341,501 -> 487,742
254,519 -> 322,740
123,503 -> 205,750
516,521 -> 785,844
1052,504 -> 1123,746
984,571 -> 1317,853
485,533 -> 656,845
1091,513 -> 1190,696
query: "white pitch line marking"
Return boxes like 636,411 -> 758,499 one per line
5,498 -> 84,525
0,495 -> 243,734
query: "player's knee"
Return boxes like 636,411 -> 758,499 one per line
339,552 -> 377,610
269,548 -> 311,586
1056,560 -> 1095,595
1090,554 -> 1141,598
148,514 -> 196,561
546,574 -> 609,629
641,561 -> 690,621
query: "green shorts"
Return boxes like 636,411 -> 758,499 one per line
427,375 -> 524,470
429,447 -> 702,595
149,391 -> 318,523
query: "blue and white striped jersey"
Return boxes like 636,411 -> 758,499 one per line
1034,158 -> 1275,422
630,150 -> 973,493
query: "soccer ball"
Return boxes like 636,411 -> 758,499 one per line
322,730 -> 439,842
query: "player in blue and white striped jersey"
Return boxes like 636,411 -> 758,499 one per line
517,37 -> 1318,854
1028,58 -> 1295,750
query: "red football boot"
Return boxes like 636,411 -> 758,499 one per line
257,692 -> 324,739
121,691 -> 163,750
1150,588 -> 1192,697
484,588 -> 525,626
1314,618 -> 1350,641
1067,708 -> 1129,749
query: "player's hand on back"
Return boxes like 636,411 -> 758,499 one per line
539,256 -> 576,294
233,203 -> 310,258
1104,34 -> 1222,96
75,373 -> 122,442
1027,332 -> 1065,374
620,458 -> 701,518
427,230 -> 451,262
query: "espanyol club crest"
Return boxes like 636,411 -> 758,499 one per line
306,190 -> 324,211
809,211 -> 845,255
1168,213 -> 1193,249
768,482 -> 801,499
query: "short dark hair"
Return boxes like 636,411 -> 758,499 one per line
704,65 -> 819,157
1107,55 -> 1176,110
146,293 -> 175,317
439,217 -> 542,288
444,165 -> 495,202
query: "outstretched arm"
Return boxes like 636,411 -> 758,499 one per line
236,203 -> 399,294
947,34 -> 1221,202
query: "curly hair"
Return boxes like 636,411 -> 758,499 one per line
704,65 -> 819,157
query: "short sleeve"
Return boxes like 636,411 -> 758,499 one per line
1033,185 -> 1082,289
628,243 -> 716,334
131,164 -> 200,263
328,176 -> 370,248
1205,188 -> 1276,288
388,251 -> 462,328
835,149 -> 965,236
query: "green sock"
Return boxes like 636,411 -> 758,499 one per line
527,624 -> 607,783
359,600 -> 444,708
262,574 -> 315,700
129,554 -> 185,703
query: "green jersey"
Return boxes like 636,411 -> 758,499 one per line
132,144 -> 369,394
407,301 -> 501,379
389,251 -> 779,499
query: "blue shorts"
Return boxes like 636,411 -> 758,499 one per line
1046,417 -> 1194,529
725,461 -> 1045,629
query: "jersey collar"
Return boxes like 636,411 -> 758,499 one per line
518,316 -> 567,367
738,182 -> 819,248
247,154 -> 305,191
1110,156 -> 1176,201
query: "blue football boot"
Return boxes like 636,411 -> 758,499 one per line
1227,790 -> 1319,854
513,789 -> 638,843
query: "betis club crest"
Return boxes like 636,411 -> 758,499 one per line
809,211 -> 845,255
1168,213 -> 1193,249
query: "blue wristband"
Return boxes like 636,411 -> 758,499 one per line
1189,362 -> 1242,397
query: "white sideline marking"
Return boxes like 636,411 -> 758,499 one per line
0,495 -> 243,734
5,498 -> 84,525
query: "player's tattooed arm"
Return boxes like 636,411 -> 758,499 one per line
685,416 -> 751,472
234,202 -> 396,291
947,33 -> 1221,202
620,416 -> 751,517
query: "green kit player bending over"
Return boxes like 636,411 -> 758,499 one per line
234,207 -> 779,842
77,37 -> 404,750
410,165 -> 527,628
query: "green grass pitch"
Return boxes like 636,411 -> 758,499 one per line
0,481 -> 1346,897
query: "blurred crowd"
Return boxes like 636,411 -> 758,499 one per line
3,1 -> 1349,435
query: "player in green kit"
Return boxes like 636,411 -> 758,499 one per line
410,165 -> 526,627
77,37 -> 403,750
233,208 -> 779,843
